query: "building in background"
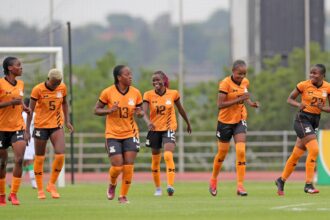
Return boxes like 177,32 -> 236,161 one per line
231,0 -> 325,73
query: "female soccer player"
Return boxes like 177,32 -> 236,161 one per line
275,64 -> 330,195
0,57 -> 30,205
143,70 -> 191,196
94,65 -> 143,204
25,68 -> 73,200
209,60 -> 259,197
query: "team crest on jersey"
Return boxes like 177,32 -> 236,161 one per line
322,91 -> 327,97
165,99 -> 172,105
128,98 -> 135,106
56,92 -> 62,98
244,87 -> 248,93
19,89 -> 24,96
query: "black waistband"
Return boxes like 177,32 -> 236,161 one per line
300,111 -> 320,117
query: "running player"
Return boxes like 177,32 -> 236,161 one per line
275,64 -> 330,195
209,60 -> 259,197
143,70 -> 191,196
0,57 -> 30,205
25,68 -> 73,199
22,98 -> 37,189
94,65 -> 143,204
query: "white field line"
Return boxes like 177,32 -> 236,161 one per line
271,203 -> 314,210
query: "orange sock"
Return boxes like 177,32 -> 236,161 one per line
151,154 -> 161,188
0,178 -> 5,195
34,155 -> 45,191
236,142 -> 246,187
305,139 -> 319,183
164,151 -> 175,186
49,154 -> 65,184
10,177 -> 21,194
211,142 -> 230,180
120,164 -> 134,197
109,166 -> 123,185
281,146 -> 305,181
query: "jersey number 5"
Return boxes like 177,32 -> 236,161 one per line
49,101 -> 55,110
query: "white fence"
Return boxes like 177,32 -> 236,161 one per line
7,131 -> 300,173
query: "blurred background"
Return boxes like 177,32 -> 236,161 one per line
1,0 -> 330,176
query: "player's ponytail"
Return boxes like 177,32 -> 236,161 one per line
154,70 -> 169,88
113,65 -> 126,84
2,56 -> 18,75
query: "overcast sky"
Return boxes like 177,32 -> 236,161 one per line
0,0 -> 229,28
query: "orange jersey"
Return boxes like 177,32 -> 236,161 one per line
0,78 -> 25,131
31,82 -> 67,128
99,85 -> 142,139
143,89 -> 180,131
296,80 -> 330,114
218,76 -> 249,124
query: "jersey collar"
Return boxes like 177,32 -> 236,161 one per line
155,88 -> 166,96
4,76 -> 17,86
115,84 -> 130,95
44,82 -> 55,91
310,80 -> 323,89
230,75 -> 241,86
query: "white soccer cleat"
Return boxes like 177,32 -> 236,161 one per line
154,188 -> 162,196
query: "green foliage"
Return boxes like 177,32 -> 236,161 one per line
248,43 -> 330,130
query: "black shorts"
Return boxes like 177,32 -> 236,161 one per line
33,127 -> 62,140
105,137 -> 140,156
0,130 -> 25,149
216,120 -> 247,142
146,130 -> 176,149
294,111 -> 320,139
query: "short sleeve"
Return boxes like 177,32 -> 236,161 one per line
136,90 -> 143,107
63,84 -> 67,97
30,86 -> 40,100
219,80 -> 229,94
143,92 -> 150,103
99,89 -> 109,105
174,90 -> 180,102
296,81 -> 305,93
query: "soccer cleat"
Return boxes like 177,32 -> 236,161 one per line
118,196 -> 130,204
46,183 -> 60,199
236,186 -> 248,196
154,188 -> 162,196
209,178 -> 217,196
275,177 -> 285,196
304,183 -> 319,194
8,193 -> 20,205
37,190 -> 46,199
167,186 -> 175,196
0,194 -> 6,206
107,184 -> 116,200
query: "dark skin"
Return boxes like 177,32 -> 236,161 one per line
217,65 -> 259,145
24,78 -> 73,157
94,66 -> 144,166
143,73 -> 192,155
287,66 -> 330,151
0,59 -> 30,178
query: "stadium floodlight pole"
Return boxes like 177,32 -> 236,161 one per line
304,0 -> 310,80
178,0 -> 185,173
67,22 -> 75,185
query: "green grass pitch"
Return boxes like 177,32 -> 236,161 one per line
1,181 -> 330,220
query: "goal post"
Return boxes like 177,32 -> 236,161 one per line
0,47 -> 65,187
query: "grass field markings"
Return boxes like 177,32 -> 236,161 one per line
271,203 -> 314,210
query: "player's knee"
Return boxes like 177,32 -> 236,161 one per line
14,157 -> 24,166
164,151 -> 173,162
0,159 -> 7,169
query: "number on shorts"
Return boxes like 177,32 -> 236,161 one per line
167,130 -> 176,141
